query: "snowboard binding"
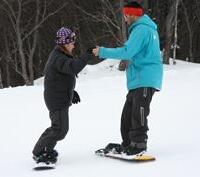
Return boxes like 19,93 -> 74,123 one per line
95,143 -> 122,155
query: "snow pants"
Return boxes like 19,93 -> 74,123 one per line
121,87 -> 156,147
32,107 -> 69,156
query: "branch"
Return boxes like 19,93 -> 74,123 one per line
2,0 -> 17,21
22,1 -> 69,41
195,0 -> 200,24
72,3 -> 102,22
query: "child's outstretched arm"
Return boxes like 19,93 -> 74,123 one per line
56,52 -> 94,75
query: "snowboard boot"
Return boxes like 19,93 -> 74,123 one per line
33,149 -> 58,165
123,142 -> 147,156
50,149 -> 58,158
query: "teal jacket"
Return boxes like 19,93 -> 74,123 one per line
99,15 -> 163,91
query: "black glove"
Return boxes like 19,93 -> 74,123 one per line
72,90 -> 80,104
118,60 -> 129,71
87,46 -> 96,53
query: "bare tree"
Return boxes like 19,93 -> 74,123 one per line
180,0 -> 193,62
172,0 -> 180,65
1,0 -> 69,85
72,0 -> 124,45
1,0 -> 200,88
118,0 -> 128,71
163,0 -> 179,64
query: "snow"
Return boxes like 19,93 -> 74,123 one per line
0,59 -> 200,177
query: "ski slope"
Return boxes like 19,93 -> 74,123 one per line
0,60 -> 200,177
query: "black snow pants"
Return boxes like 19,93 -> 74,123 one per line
32,107 -> 69,156
121,87 -> 156,147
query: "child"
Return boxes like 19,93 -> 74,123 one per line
32,27 -> 94,165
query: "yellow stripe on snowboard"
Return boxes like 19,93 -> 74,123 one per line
134,155 -> 155,161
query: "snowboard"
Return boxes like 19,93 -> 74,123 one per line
33,162 -> 56,171
95,143 -> 155,162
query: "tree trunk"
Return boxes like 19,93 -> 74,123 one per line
172,0 -> 180,65
16,1 -> 29,85
0,67 -> 3,89
163,1 -> 177,64
118,0 -> 128,71
181,0 -> 193,62
27,0 -> 40,86
120,0 -> 127,42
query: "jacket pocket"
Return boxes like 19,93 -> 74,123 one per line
127,64 -> 136,82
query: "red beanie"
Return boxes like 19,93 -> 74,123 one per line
123,7 -> 143,17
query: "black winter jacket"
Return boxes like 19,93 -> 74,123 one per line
43,47 -> 93,111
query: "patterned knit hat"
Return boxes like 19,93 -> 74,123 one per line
56,27 -> 76,45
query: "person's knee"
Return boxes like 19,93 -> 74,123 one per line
56,127 -> 69,140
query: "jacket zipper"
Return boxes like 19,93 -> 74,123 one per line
143,88 -> 148,97
140,106 -> 145,126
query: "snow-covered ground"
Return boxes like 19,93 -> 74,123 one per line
0,59 -> 200,177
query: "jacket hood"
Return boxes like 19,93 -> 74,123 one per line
128,14 -> 157,33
